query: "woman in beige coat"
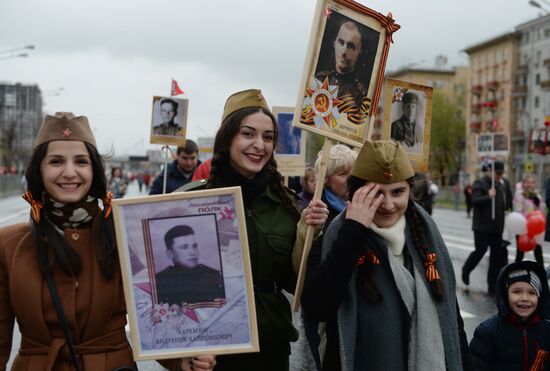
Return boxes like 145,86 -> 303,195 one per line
0,112 -> 215,371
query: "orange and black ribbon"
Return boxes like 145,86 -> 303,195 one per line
22,191 -> 43,224
424,252 -> 441,282
103,191 -> 113,219
529,349 -> 549,371
356,251 -> 381,266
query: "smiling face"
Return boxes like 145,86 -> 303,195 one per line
334,22 -> 362,74
40,140 -> 93,204
168,234 -> 199,269
229,111 -> 275,179
508,281 -> 538,320
369,181 -> 410,228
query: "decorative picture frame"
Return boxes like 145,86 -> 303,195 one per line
150,96 -> 189,146
292,0 -> 399,148
477,132 -> 510,157
529,128 -> 547,155
273,106 -> 307,177
382,78 -> 433,172
112,187 -> 258,360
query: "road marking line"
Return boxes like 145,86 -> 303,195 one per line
460,310 -> 476,319
0,209 -> 28,224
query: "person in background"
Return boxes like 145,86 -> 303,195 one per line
180,89 -> 329,370
298,167 -> 316,211
470,260 -> 550,370
108,166 -> 128,198
464,182 -> 473,218
461,160 -> 513,295
412,172 -> 435,215
301,145 -> 357,369
513,173 -> 545,266
0,112 -> 215,371
149,139 -> 200,194
301,140 -> 471,371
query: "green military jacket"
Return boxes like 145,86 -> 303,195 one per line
177,180 -> 299,355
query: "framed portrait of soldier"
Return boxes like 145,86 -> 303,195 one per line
273,106 -> 307,176
293,0 -> 400,148
493,133 -> 509,156
150,96 -> 189,146
529,128 -> 547,155
112,187 -> 258,360
382,78 -> 433,172
476,133 -> 494,157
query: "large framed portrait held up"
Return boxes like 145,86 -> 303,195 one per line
383,78 -> 433,172
112,187 -> 258,360
150,96 -> 189,146
293,0 -> 400,148
273,106 -> 307,177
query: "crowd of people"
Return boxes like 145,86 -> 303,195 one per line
3,90 -> 550,371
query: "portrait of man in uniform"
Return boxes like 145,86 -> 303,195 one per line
391,92 -> 424,150
276,112 -> 301,155
314,13 -> 379,122
155,224 -> 225,306
152,98 -> 184,136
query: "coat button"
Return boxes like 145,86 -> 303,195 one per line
71,233 -> 80,241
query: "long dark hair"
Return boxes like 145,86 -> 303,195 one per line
206,107 -> 300,221
25,142 -> 118,279
346,175 -> 445,302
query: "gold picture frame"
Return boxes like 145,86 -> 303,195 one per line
382,78 -> 433,172
150,96 -> 189,146
293,0 -> 399,148
112,187 -> 258,360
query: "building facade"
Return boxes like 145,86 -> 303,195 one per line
463,32 -> 520,182
515,14 -> 550,182
0,82 -> 43,171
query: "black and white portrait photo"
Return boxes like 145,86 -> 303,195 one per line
150,96 -> 189,145
390,89 -> 427,154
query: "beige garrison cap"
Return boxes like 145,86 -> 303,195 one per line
221,89 -> 270,122
351,140 -> 414,184
34,112 -> 96,148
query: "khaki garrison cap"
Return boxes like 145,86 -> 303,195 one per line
351,141 -> 414,184
34,112 -> 96,148
221,89 -> 270,122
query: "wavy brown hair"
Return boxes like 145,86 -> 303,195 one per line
206,107 -> 300,221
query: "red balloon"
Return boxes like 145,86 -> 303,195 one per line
528,210 -> 545,219
527,214 -> 546,237
518,234 -> 537,252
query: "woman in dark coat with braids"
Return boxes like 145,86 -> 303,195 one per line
301,140 -> 472,371
182,89 -> 328,370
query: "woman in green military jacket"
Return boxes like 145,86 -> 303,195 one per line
200,89 -> 328,370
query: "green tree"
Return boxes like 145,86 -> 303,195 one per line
429,90 -> 465,185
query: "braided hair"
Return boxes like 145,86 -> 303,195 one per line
206,107 -> 300,221
346,175 -> 444,303
25,142 -> 118,279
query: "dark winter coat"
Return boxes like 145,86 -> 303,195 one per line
471,175 -> 513,234
149,160 -> 200,195
470,261 -> 550,371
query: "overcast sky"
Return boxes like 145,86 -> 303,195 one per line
0,0 -> 544,155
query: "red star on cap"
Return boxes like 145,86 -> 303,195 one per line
383,171 -> 393,180
62,128 -> 72,137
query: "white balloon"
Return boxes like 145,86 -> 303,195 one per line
505,212 -> 527,236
